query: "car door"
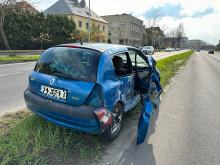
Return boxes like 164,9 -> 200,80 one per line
128,48 -> 150,94
128,48 -> 155,145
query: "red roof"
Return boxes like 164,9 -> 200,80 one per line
15,1 -> 38,13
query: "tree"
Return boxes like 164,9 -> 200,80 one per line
75,23 -> 105,43
176,23 -> 185,48
90,23 -> 105,42
0,0 -> 39,50
2,10 -> 77,50
75,30 -> 87,42
216,40 -> 220,50
144,12 -> 164,48
0,0 -> 14,50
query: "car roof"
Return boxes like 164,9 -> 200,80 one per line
57,43 -> 137,55
143,46 -> 153,48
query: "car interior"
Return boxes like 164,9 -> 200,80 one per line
112,52 -> 132,76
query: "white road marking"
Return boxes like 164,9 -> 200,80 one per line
0,72 -> 23,77
0,62 -> 36,67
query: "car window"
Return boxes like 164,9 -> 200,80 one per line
113,53 -> 127,63
34,47 -> 101,82
128,50 -> 149,68
112,52 -> 132,76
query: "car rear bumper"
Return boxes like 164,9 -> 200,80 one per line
24,89 -> 102,134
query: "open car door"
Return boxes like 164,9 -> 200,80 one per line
128,48 -> 162,145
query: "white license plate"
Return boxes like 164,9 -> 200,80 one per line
40,85 -> 67,100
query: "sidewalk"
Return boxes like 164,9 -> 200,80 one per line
118,108 -> 160,165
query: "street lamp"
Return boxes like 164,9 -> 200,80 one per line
88,0 -> 91,43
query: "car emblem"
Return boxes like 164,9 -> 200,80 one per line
50,78 -> 56,85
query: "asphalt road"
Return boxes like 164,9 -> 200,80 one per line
0,62 -> 35,114
0,50 -> 187,114
153,50 -> 189,60
120,51 -> 220,165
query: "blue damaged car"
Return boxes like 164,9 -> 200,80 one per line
24,43 -> 161,140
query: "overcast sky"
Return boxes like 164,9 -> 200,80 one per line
34,0 -> 220,45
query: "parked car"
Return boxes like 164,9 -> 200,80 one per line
165,48 -> 175,52
208,50 -> 214,54
196,49 -> 201,52
141,46 -> 155,55
24,43 -> 161,140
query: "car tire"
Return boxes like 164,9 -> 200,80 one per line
103,103 -> 123,141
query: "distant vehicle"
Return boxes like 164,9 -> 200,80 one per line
196,49 -> 201,52
175,48 -> 181,51
142,46 -> 154,55
165,48 -> 175,52
208,50 -> 214,54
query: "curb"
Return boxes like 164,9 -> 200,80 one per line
0,61 -> 36,65
0,106 -> 27,118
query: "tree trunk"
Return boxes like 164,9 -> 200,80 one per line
0,10 -> 10,50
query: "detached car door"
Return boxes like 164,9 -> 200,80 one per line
128,48 -> 154,144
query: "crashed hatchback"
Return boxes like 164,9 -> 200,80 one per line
24,43 -> 161,140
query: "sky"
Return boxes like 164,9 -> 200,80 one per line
34,0 -> 220,45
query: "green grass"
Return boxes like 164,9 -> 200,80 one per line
0,111 -> 105,165
157,50 -> 193,87
0,51 -> 193,165
0,55 -> 40,63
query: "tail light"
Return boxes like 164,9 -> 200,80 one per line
94,108 -> 112,130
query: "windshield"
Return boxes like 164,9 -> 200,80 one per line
34,47 -> 101,82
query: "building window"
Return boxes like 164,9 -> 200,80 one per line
103,26 -> 105,32
78,21 -> 82,28
86,23 -> 89,30
120,31 -> 124,36
108,32 -> 111,36
98,25 -> 100,30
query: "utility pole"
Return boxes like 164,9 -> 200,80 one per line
88,0 -> 91,43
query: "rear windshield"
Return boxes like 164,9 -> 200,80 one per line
34,47 -> 101,82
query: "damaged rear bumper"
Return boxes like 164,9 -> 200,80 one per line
24,89 -> 102,134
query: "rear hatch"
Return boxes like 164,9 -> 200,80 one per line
29,46 -> 101,106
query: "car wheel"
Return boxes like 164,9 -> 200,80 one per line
103,103 -> 123,141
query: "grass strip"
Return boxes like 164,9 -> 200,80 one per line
0,51 -> 193,165
0,110 -> 105,165
157,50 -> 193,87
0,55 -> 40,63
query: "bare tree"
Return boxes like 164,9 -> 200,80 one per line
0,0 -> 15,50
165,28 -> 177,48
146,12 -> 164,28
176,23 -> 185,48
144,12 -> 164,47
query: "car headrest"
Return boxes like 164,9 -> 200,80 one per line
112,56 -> 124,69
